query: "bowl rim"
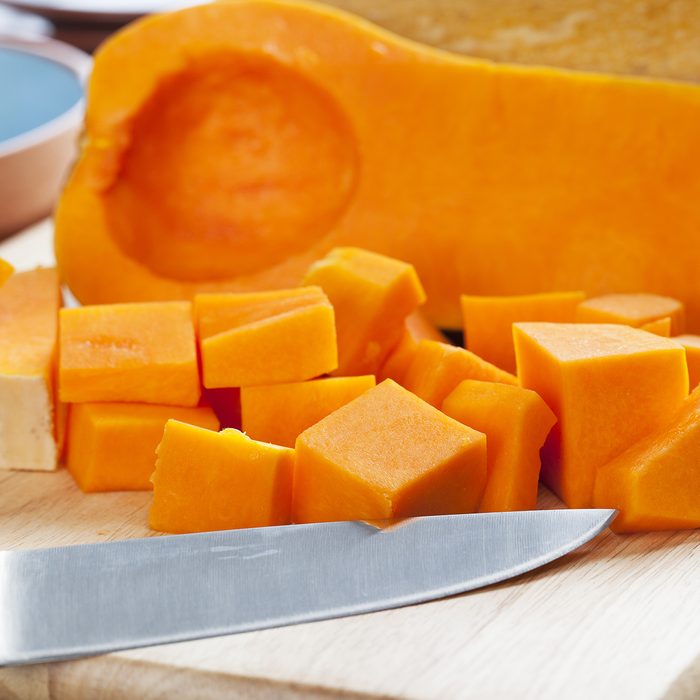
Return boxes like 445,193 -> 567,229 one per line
0,35 -> 91,158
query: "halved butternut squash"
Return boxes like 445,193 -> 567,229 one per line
54,1 -> 700,329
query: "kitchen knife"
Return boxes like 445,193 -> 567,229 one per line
0,508 -> 615,666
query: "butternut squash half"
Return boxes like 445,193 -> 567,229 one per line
55,0 -> 700,328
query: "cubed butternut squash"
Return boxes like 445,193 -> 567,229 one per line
150,421 -> 295,533
442,380 -> 556,512
293,379 -> 487,523
303,248 -> 425,376
194,287 -> 337,388
675,335 -> 700,388
59,301 -> 200,406
594,386 -> 700,532
640,317 -> 672,336
461,291 -> 585,373
0,268 -> 62,471
576,293 -> 685,335
402,340 -> 516,408
514,323 -> 688,508
67,402 -> 219,492
241,375 -> 375,448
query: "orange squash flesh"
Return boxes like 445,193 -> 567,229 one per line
405,309 -> 448,343
640,317 -> 672,337
293,379 -> 486,523
0,269 -> 62,471
150,420 -> 295,533
194,287 -> 337,388
402,339 -> 517,408
0,259 -> 13,287
576,294 -> 685,335
241,375 -> 375,448
59,301 -> 200,406
675,335 -> 700,389
461,291 -> 585,373
57,1 -> 700,329
67,403 -> 219,492
442,380 -> 556,512
594,386 -> 700,533
514,323 -> 688,508
303,248 -> 425,376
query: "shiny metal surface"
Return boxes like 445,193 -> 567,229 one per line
0,509 -> 615,666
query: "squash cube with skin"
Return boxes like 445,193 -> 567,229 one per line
293,379 -> 487,523
194,287 -> 337,389
514,323 -> 688,509
675,335 -> 700,388
402,340 -> 517,408
594,385 -> 700,533
60,301 -> 200,406
576,293 -> 685,335
67,403 -> 219,492
0,268 -> 61,471
303,248 -> 426,376
461,291 -> 585,373
150,421 -> 295,533
0,259 -> 13,287
442,380 -> 556,512
241,375 -> 375,448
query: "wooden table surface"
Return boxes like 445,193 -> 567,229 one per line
1,222 -> 699,700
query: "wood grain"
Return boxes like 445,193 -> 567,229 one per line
1,224 -> 700,699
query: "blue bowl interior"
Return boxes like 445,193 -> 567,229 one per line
0,47 -> 84,143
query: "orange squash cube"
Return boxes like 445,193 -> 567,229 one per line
67,403 -> 219,492
594,386 -> 700,532
303,248 -> 426,376
442,380 -> 556,512
576,293 -> 685,335
241,375 -> 375,448
461,291 -> 585,373
0,258 -> 13,287
293,379 -> 487,523
60,301 -> 200,406
640,317 -> 672,337
403,340 -> 516,408
675,335 -> 700,388
194,287 -> 337,388
514,323 -> 688,508
405,309 -> 447,343
150,421 -> 295,533
0,268 -> 62,471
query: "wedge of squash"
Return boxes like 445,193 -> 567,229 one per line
54,0 -> 700,329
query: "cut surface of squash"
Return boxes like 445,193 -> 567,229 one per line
241,375 -> 375,448
442,379 -> 556,512
675,335 -> 700,389
293,379 -> 487,523
303,248 -> 425,376
402,339 -> 516,408
0,268 -> 61,471
514,322 -> 688,508
576,293 -> 685,335
640,317 -> 672,337
594,386 -> 700,532
55,1 -> 700,328
194,287 -> 337,388
461,291 -> 585,373
59,301 -> 200,406
150,420 -> 294,533
67,402 -> 219,492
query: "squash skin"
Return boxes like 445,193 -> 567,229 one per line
55,0 -> 700,329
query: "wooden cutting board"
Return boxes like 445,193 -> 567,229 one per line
1,222 -> 700,700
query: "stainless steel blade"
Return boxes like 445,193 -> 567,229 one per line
0,509 -> 615,666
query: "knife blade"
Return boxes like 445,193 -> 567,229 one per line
0,508 -> 615,666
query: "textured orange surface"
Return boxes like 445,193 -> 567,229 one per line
241,375 -> 375,448
514,323 -> 688,508
293,379 -> 486,523
594,386 -> 700,532
442,380 -> 556,512
461,291 -> 585,373
194,287 -> 337,388
150,421 -> 294,533
59,301 -> 200,406
67,403 -> 219,492
576,294 -> 685,335
403,340 -> 516,408
303,248 -> 425,376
